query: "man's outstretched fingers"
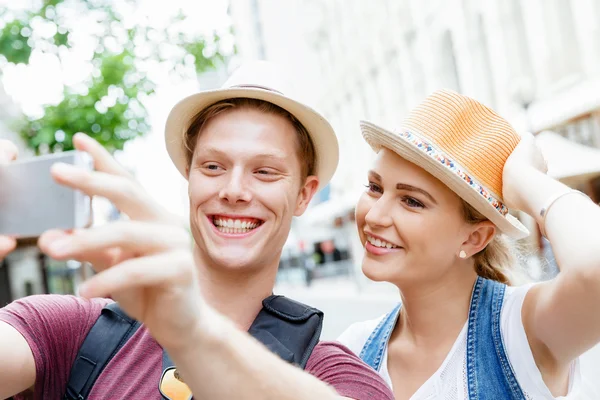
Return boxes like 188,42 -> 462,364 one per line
40,222 -> 190,265
0,236 -> 16,258
51,163 -> 161,221
38,229 -> 125,268
78,250 -> 193,299
0,140 -> 18,164
73,133 -> 131,178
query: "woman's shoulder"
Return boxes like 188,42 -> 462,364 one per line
336,310 -> 392,356
502,281 -> 537,313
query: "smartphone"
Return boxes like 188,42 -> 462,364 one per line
0,150 -> 94,238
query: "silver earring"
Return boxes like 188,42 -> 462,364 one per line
459,250 -> 467,259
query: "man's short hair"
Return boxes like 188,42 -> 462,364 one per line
184,98 -> 316,180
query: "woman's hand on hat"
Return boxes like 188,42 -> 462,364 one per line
502,132 -> 548,211
0,139 -> 18,260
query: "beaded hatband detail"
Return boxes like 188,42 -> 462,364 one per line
398,130 -> 509,217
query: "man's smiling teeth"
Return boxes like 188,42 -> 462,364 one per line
366,235 -> 398,249
214,218 -> 260,234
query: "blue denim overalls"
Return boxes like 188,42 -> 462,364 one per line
359,277 -> 526,399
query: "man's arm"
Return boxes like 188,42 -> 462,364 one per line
40,224 -> 392,400
0,322 -> 36,399
170,307 -> 355,400
172,317 -> 392,399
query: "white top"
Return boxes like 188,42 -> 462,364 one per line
337,284 -> 596,399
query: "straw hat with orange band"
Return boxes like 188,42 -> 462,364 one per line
360,89 -> 530,239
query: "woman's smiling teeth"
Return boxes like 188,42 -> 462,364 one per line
213,217 -> 262,234
366,235 -> 399,249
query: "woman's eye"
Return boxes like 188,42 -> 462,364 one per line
403,197 -> 424,208
365,182 -> 382,193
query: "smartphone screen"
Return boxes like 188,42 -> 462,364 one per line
0,150 -> 93,238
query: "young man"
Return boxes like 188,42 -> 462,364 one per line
0,62 -> 393,399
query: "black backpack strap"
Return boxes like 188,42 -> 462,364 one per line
161,295 -> 323,375
249,295 -> 323,368
163,350 -> 174,370
158,296 -> 323,400
64,303 -> 141,400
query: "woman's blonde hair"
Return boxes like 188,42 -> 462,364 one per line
461,201 -> 526,285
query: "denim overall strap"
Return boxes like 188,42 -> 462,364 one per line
466,277 -> 526,399
359,303 -> 401,371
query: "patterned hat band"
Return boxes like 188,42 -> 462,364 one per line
397,129 -> 509,217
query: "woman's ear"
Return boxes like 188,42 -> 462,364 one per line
460,221 -> 496,258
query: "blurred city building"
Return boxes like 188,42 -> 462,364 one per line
2,0 -> 600,298
229,0 -> 600,284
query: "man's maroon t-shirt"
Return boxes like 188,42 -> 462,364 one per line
0,295 -> 393,400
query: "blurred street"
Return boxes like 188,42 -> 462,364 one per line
276,275 -> 600,395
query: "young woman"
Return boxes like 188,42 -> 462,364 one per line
338,89 -> 600,399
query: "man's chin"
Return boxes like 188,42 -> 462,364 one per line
209,251 -> 265,272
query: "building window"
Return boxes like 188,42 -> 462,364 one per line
438,31 -> 461,92
250,0 -> 266,59
542,0 -> 582,83
476,15 -> 496,107
502,1 -> 533,83
405,30 -> 425,104
554,112 -> 600,148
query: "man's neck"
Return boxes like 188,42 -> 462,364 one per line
193,248 -> 279,331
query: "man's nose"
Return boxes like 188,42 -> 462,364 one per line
219,169 -> 252,204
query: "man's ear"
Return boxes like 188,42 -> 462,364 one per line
294,176 -> 319,217
185,156 -> 192,179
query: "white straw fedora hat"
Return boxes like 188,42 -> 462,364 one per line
360,89 -> 530,239
165,60 -> 339,192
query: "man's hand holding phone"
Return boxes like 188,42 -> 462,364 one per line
0,139 -> 18,259
37,133 -> 201,352
2,132 -> 201,357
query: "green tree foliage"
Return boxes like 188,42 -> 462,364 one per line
0,0 -> 232,154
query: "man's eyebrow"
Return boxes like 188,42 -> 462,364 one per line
196,147 -> 288,161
